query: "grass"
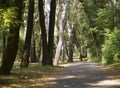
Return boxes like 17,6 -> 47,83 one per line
0,63 -> 64,88
110,63 -> 120,67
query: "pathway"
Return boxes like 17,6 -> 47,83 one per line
45,62 -> 120,88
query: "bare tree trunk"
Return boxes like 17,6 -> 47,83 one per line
67,0 -> 77,62
23,1 -> 29,41
30,31 -> 37,63
61,43 -> 65,62
38,0 -> 48,65
67,23 -> 74,62
54,0 -> 70,66
45,0 -> 51,42
2,33 -> 6,60
20,0 -> 34,67
48,0 -> 56,65
37,33 -> 41,62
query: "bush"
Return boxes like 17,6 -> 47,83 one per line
102,28 -> 120,65
114,52 -> 120,63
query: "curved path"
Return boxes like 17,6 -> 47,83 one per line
46,62 -> 120,88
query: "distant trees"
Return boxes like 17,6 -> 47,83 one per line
79,0 -> 120,64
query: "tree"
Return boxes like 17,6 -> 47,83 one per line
67,0 -> 77,62
0,0 -> 23,74
30,31 -> 37,63
54,0 -> 70,66
48,0 -> 57,65
38,0 -> 49,65
20,0 -> 34,67
38,0 -> 56,65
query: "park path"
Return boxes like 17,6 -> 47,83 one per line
45,62 -> 120,88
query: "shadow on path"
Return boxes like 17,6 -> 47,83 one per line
46,62 -> 120,88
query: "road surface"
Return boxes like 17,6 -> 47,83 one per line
46,62 -> 120,88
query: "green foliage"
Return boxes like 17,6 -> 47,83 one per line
95,7 -> 114,29
102,28 -> 120,65
0,7 -> 20,38
114,52 -> 120,63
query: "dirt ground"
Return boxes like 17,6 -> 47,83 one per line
0,62 -> 120,88
45,62 -> 120,88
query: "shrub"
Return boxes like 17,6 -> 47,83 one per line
102,28 -> 120,65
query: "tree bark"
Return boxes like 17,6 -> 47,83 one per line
20,0 -> 34,67
38,0 -> 48,65
37,33 -> 42,62
47,0 -> 56,65
0,0 -> 23,74
30,31 -> 37,63
67,22 -> 75,62
38,0 -> 56,65
54,0 -> 70,66
67,0 -> 77,62
45,0 -> 51,42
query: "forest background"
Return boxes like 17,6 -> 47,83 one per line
0,0 -> 120,75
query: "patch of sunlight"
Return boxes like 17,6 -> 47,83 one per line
1,87 -> 12,88
57,75 -> 85,80
29,79 -> 36,82
63,75 -> 76,79
48,77 -> 56,80
59,63 -> 71,67
10,84 -> 21,88
88,79 -> 120,86
30,83 -> 44,87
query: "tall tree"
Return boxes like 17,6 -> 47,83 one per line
20,0 -> 34,67
38,0 -> 48,65
45,0 -> 51,42
48,0 -> 57,65
67,0 -> 77,62
38,0 -> 56,65
0,0 -> 23,74
30,31 -> 37,63
54,0 -> 70,66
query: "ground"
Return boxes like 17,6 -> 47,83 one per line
45,62 -> 120,88
0,62 -> 120,88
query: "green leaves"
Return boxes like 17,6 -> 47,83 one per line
95,7 -> 114,29
0,7 -> 20,35
102,28 -> 120,64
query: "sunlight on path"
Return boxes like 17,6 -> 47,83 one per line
46,62 -> 120,88
88,79 -> 120,86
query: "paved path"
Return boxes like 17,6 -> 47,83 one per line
46,62 -> 120,88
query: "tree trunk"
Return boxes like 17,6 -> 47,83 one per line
38,0 -> 48,65
0,0 -> 23,74
67,24 -> 74,62
2,34 -> 6,60
37,33 -> 42,62
54,0 -> 70,66
91,32 -> 99,58
61,43 -> 66,62
23,1 -> 29,41
38,0 -> 56,65
47,0 -> 56,65
67,0 -> 77,62
30,31 -> 37,63
45,0 -> 51,42
20,0 -> 34,67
